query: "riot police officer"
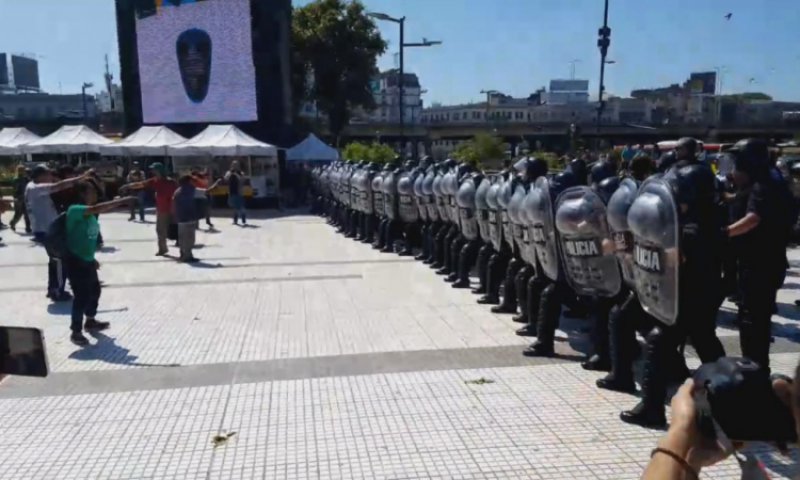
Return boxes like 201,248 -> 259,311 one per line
489,169 -> 522,313
371,164 -> 389,249
595,156 -> 658,393
504,158 -> 549,323
725,138 -> 793,371
379,159 -> 403,253
472,175 -> 495,295
431,160 -> 456,269
521,169 -> 580,357
412,157 -> 433,260
397,159 -> 423,256
621,137 -> 726,428
358,163 -> 380,243
477,172 -> 511,305
451,168 -> 484,288
420,161 -> 443,264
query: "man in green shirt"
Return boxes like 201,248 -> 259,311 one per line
66,181 -> 135,346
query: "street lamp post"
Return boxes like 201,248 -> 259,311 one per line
596,0 -> 611,136
369,12 -> 441,158
81,82 -> 94,121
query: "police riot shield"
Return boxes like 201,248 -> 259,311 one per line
413,169 -> 429,222
529,176 -> 562,282
383,170 -> 399,220
456,175 -> 479,240
486,178 -> 504,251
507,181 -> 529,255
432,171 -> 448,221
361,169 -> 375,215
627,177 -> 679,326
555,186 -> 622,297
397,170 -> 419,223
443,170 -> 459,225
475,177 -> 492,243
520,186 -> 540,268
349,168 -> 360,210
371,172 -> 385,218
422,169 -> 439,222
497,178 -> 514,249
606,178 -> 639,286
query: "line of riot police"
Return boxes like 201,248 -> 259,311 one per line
309,137 -> 794,431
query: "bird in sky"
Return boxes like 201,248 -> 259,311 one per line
724,12 -> 733,20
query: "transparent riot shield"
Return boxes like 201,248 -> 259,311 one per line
555,186 -> 622,297
627,177 -> 679,326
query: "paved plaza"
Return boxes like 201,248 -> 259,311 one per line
0,210 -> 798,479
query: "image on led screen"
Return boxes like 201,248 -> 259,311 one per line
135,0 -> 257,124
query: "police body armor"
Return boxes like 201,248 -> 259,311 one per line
554,186 -> 622,297
456,173 -> 481,240
486,176 -> 504,252
606,178 -> 640,287
507,179 -> 529,257
627,176 -> 679,325
423,167 -> 440,222
371,171 -> 385,218
497,176 -> 514,249
528,176 -> 562,282
475,177 -> 492,243
361,167 -> 377,215
383,168 -> 400,220
397,168 -> 419,224
413,167 -> 429,223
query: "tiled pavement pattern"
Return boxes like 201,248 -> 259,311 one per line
0,210 -> 798,479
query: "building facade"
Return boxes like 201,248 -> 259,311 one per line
0,93 -> 97,121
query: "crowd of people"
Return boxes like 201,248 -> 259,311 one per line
0,158 -> 247,344
313,137 -> 798,478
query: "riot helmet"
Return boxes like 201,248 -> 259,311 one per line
675,137 -> 698,161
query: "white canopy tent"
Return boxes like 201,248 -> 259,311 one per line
0,127 -> 41,156
24,125 -> 113,154
100,126 -> 187,157
167,125 -> 277,157
286,134 -> 338,162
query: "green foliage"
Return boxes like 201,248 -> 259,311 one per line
451,134 -> 507,168
530,151 -> 561,171
292,0 -> 387,138
341,142 -> 396,164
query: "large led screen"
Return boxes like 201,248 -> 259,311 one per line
135,0 -> 257,124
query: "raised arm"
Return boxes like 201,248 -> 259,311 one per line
121,177 -> 154,192
82,196 -> 137,216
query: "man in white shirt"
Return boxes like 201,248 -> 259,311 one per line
25,165 -> 92,301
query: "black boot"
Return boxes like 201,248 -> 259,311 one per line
598,292 -> 641,393
511,266 -> 533,324
522,282 -> 561,358
491,257 -> 523,314
582,297 -> 613,371
619,327 -> 669,429
472,244 -> 492,294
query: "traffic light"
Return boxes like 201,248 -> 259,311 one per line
597,26 -> 611,56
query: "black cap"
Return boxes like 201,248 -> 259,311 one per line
729,138 -> 769,163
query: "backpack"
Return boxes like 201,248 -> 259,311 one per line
44,213 -> 68,258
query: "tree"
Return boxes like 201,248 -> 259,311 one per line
451,134 -> 508,168
292,0 -> 387,141
342,142 -> 396,164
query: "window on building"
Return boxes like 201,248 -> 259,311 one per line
453,112 -> 460,121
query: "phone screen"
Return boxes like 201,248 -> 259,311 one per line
0,327 -> 49,377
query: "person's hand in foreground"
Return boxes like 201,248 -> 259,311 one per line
642,379 -> 737,479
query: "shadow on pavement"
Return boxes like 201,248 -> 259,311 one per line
98,246 -> 119,253
70,331 -> 181,368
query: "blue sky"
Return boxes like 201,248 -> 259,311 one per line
0,0 -> 797,104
